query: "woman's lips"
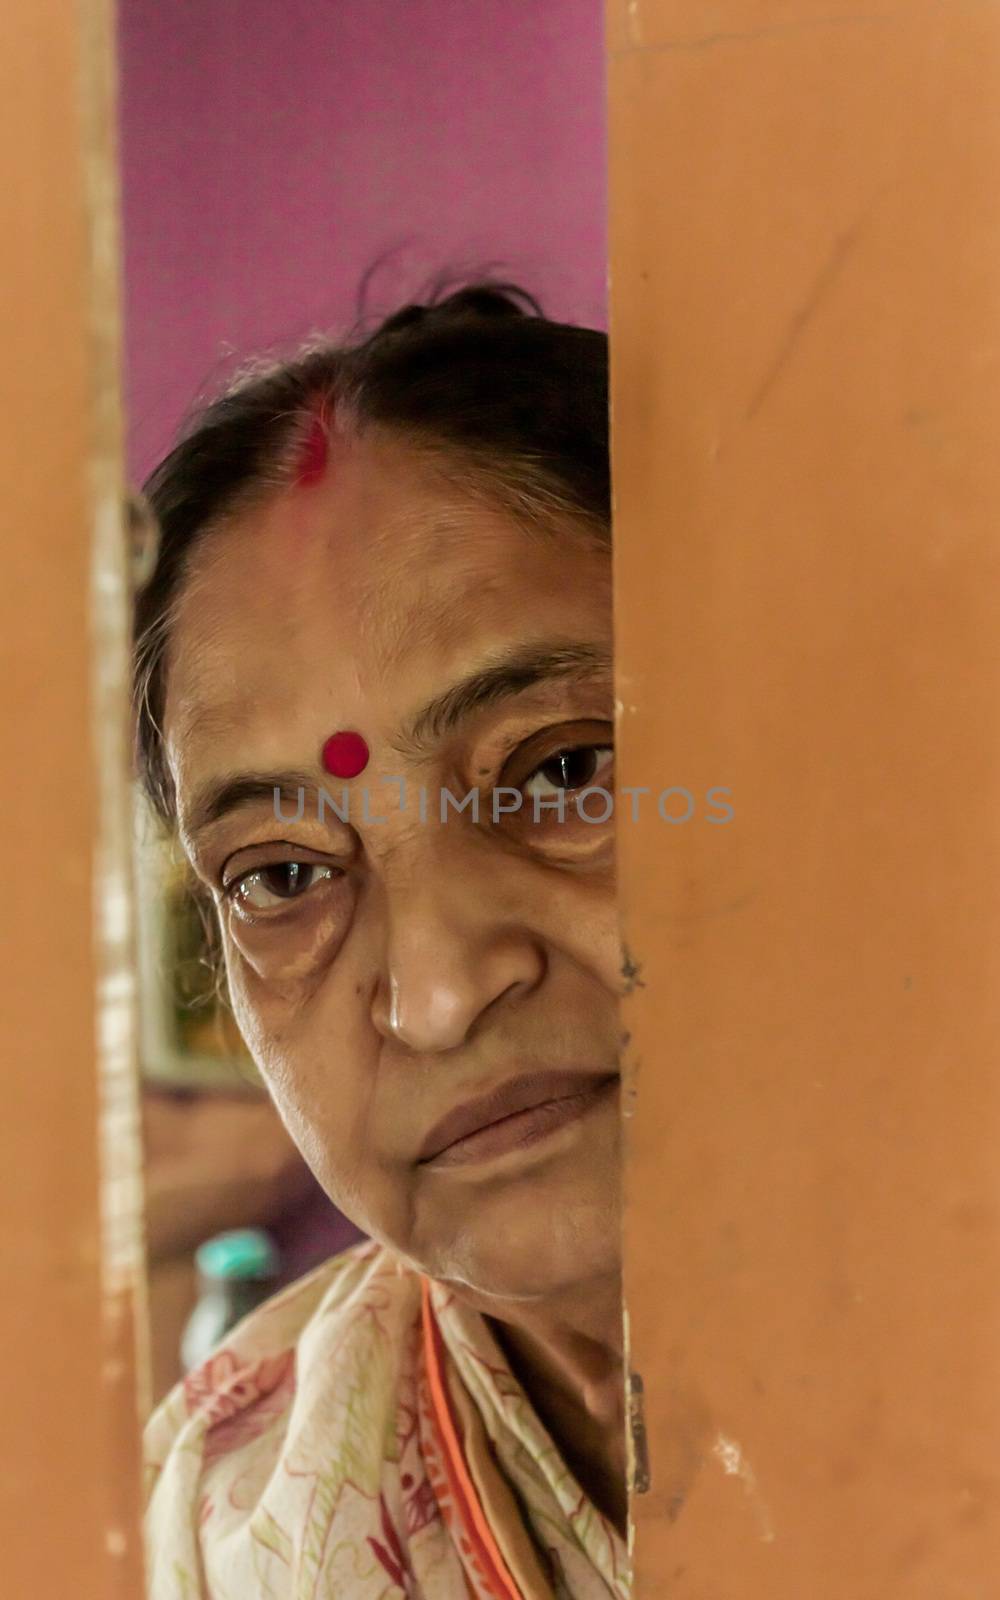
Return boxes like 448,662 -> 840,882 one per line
417,1070 -> 619,1168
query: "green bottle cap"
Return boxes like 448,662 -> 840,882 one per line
195,1228 -> 281,1281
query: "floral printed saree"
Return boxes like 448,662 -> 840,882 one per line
144,1238 -> 632,1598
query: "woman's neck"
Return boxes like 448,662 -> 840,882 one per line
483,1270 -> 629,1538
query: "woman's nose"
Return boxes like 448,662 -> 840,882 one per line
369,864 -> 547,1054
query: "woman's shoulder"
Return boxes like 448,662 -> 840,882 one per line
143,1236 -> 415,1494
143,1238 -> 433,1598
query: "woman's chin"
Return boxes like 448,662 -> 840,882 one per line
416,1183 -> 622,1305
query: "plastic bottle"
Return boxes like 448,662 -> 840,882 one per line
180,1227 -> 281,1372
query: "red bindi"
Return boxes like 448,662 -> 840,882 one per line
321,730 -> 370,779
293,409 -> 329,487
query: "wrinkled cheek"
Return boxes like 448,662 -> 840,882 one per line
220,953 -> 291,1088
215,914 -> 410,1243
221,952 -> 395,1237
225,901 -> 351,986
221,955 -> 335,1170
218,929 -> 361,1135
213,915 -> 307,1065
214,900 -> 351,1049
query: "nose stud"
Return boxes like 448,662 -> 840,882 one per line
321,731 -> 370,778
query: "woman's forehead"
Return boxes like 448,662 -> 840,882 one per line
163,445 -> 612,784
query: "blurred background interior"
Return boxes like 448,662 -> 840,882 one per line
119,0 -> 608,1402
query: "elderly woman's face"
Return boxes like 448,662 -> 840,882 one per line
164,431 -> 622,1304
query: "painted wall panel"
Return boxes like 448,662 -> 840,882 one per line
0,0 -> 146,1591
609,2 -> 1000,1591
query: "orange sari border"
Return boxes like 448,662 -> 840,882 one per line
420,1277 -> 526,1600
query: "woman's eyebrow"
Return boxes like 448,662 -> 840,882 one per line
391,640 -> 612,760
181,771 -> 316,847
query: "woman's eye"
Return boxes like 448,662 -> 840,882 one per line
522,745 -> 613,800
229,861 -> 334,912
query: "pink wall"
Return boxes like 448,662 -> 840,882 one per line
118,0 -> 607,482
